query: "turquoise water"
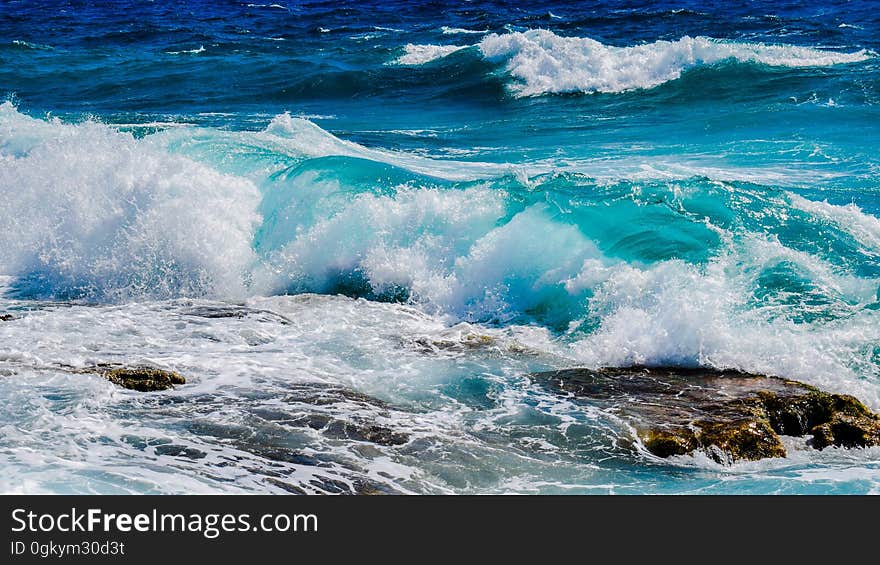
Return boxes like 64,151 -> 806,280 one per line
1,1 -> 879,494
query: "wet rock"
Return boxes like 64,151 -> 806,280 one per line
266,475 -> 394,495
250,398 -> 411,447
270,382 -> 389,408
323,420 -> 410,446
411,332 -> 496,353
264,477 -> 308,495
153,444 -> 207,459
182,304 -> 292,325
532,367 -> 880,463
83,365 -> 186,391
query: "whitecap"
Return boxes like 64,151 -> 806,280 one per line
441,26 -> 489,35
392,43 -> 470,65
165,45 -> 206,55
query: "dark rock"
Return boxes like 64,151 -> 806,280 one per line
153,444 -> 207,459
323,420 -> 410,446
531,367 -> 880,463
250,403 -> 410,447
264,477 -> 309,495
97,366 -> 186,391
278,382 -> 391,408
183,304 -> 292,325
265,475 -> 393,495
411,332 -> 495,353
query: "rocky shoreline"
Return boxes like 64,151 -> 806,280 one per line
68,359 -> 880,465
532,367 -> 880,464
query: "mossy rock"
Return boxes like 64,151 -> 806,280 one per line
96,366 -> 186,391
642,427 -> 698,457
532,367 -> 880,463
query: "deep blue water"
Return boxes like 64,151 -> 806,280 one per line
1,1 -> 879,494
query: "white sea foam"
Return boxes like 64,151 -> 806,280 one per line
393,43 -> 469,65
3,103 -> 877,325
0,102 -> 261,300
564,237 -> 880,406
396,30 -> 871,96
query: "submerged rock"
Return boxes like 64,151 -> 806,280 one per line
72,365 -> 186,391
532,367 -> 880,463
249,383 -> 411,447
103,367 -> 186,391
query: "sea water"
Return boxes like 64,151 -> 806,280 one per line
1,0 -> 879,494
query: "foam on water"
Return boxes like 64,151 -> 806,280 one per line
1,293 -> 878,494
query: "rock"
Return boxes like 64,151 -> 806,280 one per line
531,367 -> 880,463
182,304 -> 292,325
250,387 -> 411,447
0,313 -> 14,321
410,332 -> 496,354
322,420 -> 410,446
91,366 -> 186,391
153,444 -> 206,459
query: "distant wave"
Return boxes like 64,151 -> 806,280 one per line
165,45 -> 206,55
397,30 -> 872,96
441,26 -> 489,35
10,39 -> 53,51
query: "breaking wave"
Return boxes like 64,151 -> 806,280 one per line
397,30 -> 872,96
1,100 -> 879,395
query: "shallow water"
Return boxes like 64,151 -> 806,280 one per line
1,0 -> 879,494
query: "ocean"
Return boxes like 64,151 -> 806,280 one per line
1,0 -> 879,494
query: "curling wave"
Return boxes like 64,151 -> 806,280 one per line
1,101 -> 879,393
